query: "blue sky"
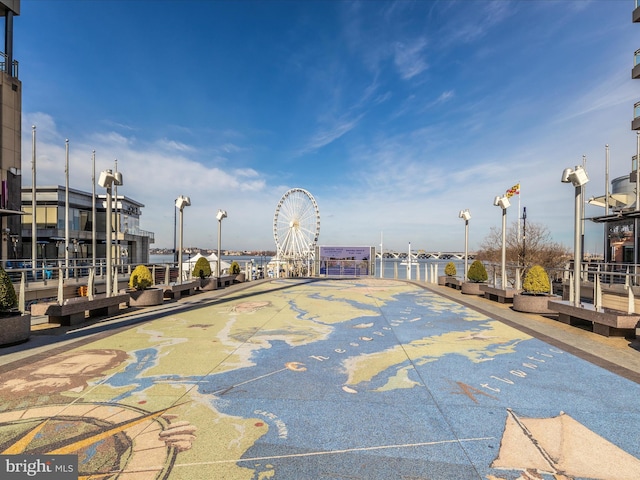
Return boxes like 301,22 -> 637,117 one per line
15,0 -> 640,253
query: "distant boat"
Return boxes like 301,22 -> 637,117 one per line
491,409 -> 640,479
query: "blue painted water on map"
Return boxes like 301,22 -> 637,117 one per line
99,275 -> 640,479
183,282 -> 640,479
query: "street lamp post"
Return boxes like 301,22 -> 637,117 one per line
31,126 -> 36,280
91,150 -> 96,267
173,198 -> 178,263
98,169 -> 123,297
175,195 -> 191,284
561,165 -> 590,307
493,195 -> 511,289
64,139 -> 69,278
216,209 -> 227,281
459,209 -> 471,281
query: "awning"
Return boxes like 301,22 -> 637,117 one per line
588,193 -> 636,209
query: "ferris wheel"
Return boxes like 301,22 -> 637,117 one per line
273,188 -> 320,266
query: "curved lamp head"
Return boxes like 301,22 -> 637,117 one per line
175,195 -> 191,210
216,209 -> 228,221
493,195 -> 510,210
561,165 -> 589,187
459,209 -> 471,221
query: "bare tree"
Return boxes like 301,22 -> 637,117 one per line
475,221 -> 569,270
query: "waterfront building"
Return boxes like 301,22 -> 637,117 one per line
588,3 -> 640,263
20,185 -> 154,265
0,2 -> 23,261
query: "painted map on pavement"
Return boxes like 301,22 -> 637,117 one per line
1,278 -> 639,479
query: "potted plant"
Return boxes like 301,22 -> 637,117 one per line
0,266 -> 30,346
439,262 -> 461,289
193,256 -> 216,290
128,264 -> 163,306
444,262 -> 456,277
230,260 -> 245,282
461,260 -> 488,295
513,265 -> 558,314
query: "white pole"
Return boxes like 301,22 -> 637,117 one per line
464,217 -> 469,282
114,159 -> 119,266
106,183 -> 112,297
92,150 -> 96,267
64,139 -> 69,278
178,206 -> 184,284
573,183 -> 583,307
217,219 -> 222,279
605,145 -> 610,214
501,207 -> 507,288
380,231 -> 383,279
31,126 -> 36,279
517,184 -> 521,243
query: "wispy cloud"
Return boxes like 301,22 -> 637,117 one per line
438,0 -> 515,48
157,138 -> 195,153
393,37 -> 428,80
299,114 -> 364,155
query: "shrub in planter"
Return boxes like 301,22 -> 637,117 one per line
0,266 -> 29,346
444,262 -> 456,277
461,260 -> 487,295
129,264 -> 153,290
0,266 -> 17,313
514,264 -> 557,313
229,261 -> 241,275
522,265 -> 550,295
128,265 -> 163,306
192,257 -> 212,279
467,260 -> 488,283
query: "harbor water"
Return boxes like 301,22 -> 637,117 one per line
152,254 -> 467,281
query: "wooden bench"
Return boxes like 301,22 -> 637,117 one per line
547,299 -> 640,337
163,280 -> 200,300
30,293 -> 131,326
480,285 -> 518,304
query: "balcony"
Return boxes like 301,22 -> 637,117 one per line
633,101 -> 640,130
634,49 -> 640,79
0,51 -> 18,78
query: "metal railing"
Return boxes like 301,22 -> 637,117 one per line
0,51 -> 18,77
479,261 -> 640,292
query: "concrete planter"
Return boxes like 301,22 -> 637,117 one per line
513,293 -> 559,314
200,278 -> 217,291
129,288 -> 164,307
461,282 -> 485,295
0,313 -> 31,346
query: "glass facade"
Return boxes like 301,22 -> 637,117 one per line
19,187 -> 152,264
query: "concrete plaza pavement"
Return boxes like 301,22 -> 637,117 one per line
0,277 -> 639,479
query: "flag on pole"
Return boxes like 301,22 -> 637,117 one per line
506,183 -> 520,198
